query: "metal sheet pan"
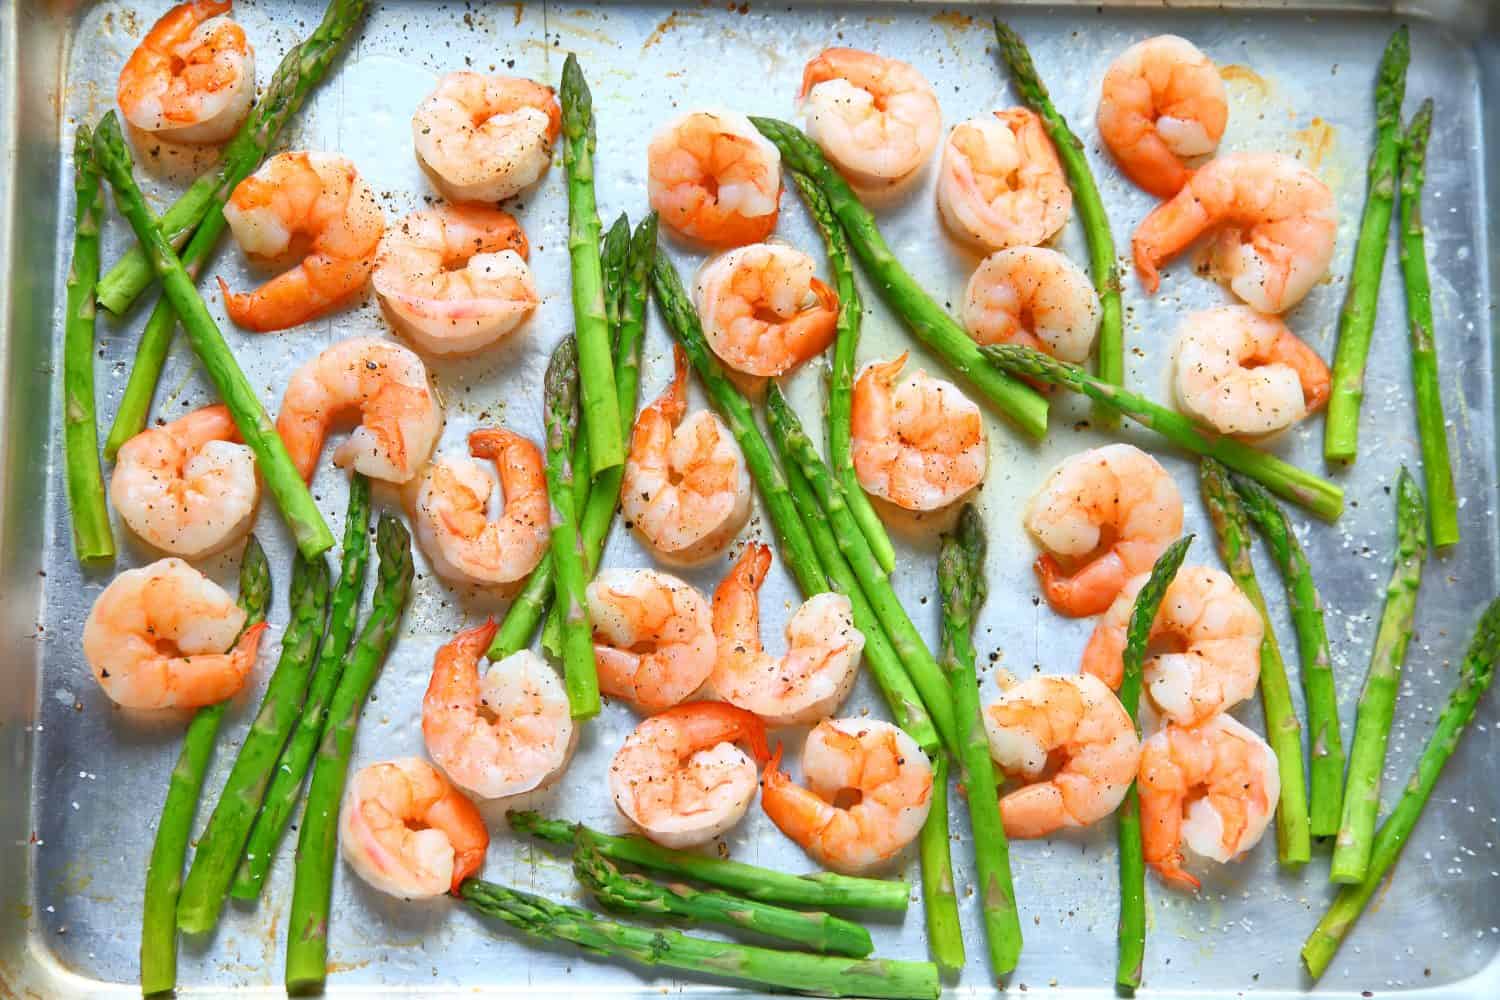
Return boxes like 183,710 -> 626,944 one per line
3,0 -> 1499,995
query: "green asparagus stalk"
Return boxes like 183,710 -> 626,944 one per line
1115,535 -> 1193,992
1232,475 -> 1347,838
62,124 -> 113,563
461,879 -> 940,1000
937,506 -> 1022,977
573,837 -> 874,957
140,537 -> 270,996
285,515 -> 414,994
1397,100 -> 1460,547
985,345 -> 1344,521
1324,26 -> 1410,463
751,116 -> 1048,438
1331,468 -> 1428,883
1303,598 -> 1500,979
1200,459 -> 1311,865
232,475 -> 371,901
96,0 -> 367,315
992,18 -> 1123,425
917,755 -> 964,974
91,113 -> 334,559
508,811 -> 909,911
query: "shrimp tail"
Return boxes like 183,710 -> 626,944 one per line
1150,854 -> 1201,892
232,620 -> 270,671
428,789 -> 490,893
1034,551 -> 1128,618
662,345 -> 690,424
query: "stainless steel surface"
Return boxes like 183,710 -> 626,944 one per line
3,0 -> 1500,996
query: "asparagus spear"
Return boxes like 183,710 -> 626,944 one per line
750,116 -> 1048,438
285,515 -> 414,994
1303,598 -> 1500,978
1200,459 -> 1312,865
1115,536 -> 1193,992
1324,26 -> 1410,463
103,0 -> 367,455
917,755 -> 964,973
992,18 -> 1123,424
573,837 -> 874,957
1232,475 -> 1347,838
232,475 -> 372,901
96,0 -> 367,315
1397,100 -> 1460,547
62,123 -> 113,563
461,879 -> 940,1000
140,537 -> 270,996
937,505 -> 1022,977
985,345 -> 1344,521
508,811 -> 909,910
1331,468 -> 1428,883
91,113 -> 335,559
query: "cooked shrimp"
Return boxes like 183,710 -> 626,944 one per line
372,205 -> 538,357
422,621 -> 574,802
709,543 -> 863,727
339,757 -> 489,898
609,702 -> 770,849
850,353 -> 988,512
1173,305 -> 1330,437
983,673 -> 1142,838
276,337 -> 442,484
648,110 -> 782,248
1097,35 -> 1228,199
962,247 -> 1101,362
109,404 -> 258,559
1133,152 -> 1336,313
588,569 -> 716,712
937,110 -> 1071,250
1138,714 -> 1279,890
621,347 -> 751,565
694,243 -> 839,377
761,718 -> 933,874
219,151 -> 386,332
1082,565 -> 1263,726
411,71 -> 561,204
414,428 -> 549,589
116,0 -> 254,144
799,48 -> 942,186
82,558 -> 267,710
1024,444 -> 1184,617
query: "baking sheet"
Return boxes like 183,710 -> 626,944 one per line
4,0 -> 1500,996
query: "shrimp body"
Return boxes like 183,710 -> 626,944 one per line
1097,35 -> 1228,198
1173,305 -> 1330,437
411,72 -> 561,204
937,109 -> 1071,250
1082,566 -> 1263,726
220,151 -> 386,332
694,243 -> 840,377
110,404 -> 258,558
82,558 -> 267,710
761,719 -> 933,874
339,757 -> 490,898
588,569 -> 716,712
850,353 -> 988,512
277,337 -> 442,484
116,0 -> 254,144
1133,152 -> 1336,313
962,247 -> 1101,363
422,621 -> 574,802
1024,444 -> 1184,617
983,673 -> 1142,838
609,702 -> 770,849
709,544 -> 863,727
621,347 -> 751,565
648,110 -> 782,248
800,48 -> 941,186
1138,715 -> 1279,890
373,205 -> 538,357
414,429 -> 549,589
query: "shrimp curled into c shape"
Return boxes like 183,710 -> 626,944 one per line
1173,305 -> 1330,437
799,48 -> 942,187
938,109 -> 1072,251
648,110 -> 783,248
962,246 -> 1102,363
411,71 -> 561,204
588,569 -> 717,713
694,243 -> 840,377
116,0 -> 255,145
